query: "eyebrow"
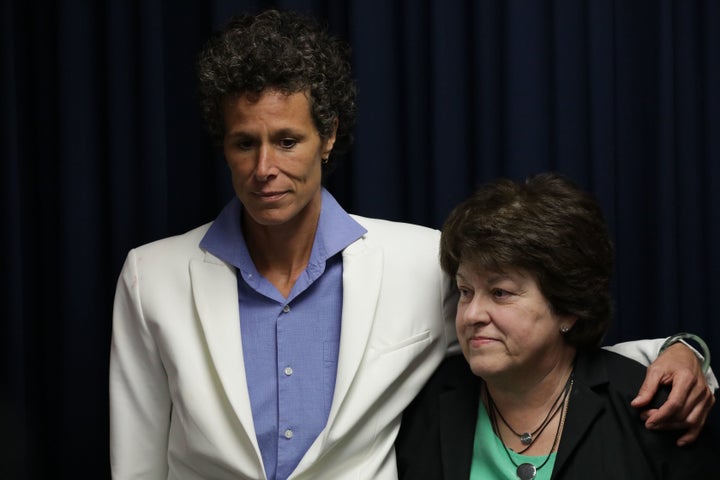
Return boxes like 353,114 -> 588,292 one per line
273,128 -> 307,139
455,269 -> 519,286
225,128 -> 308,140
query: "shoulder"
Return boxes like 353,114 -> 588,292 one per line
569,349 -> 716,475
120,222 -> 215,276
579,348 -> 667,407
594,349 -> 669,402
351,214 -> 439,238
349,215 -> 441,256
430,354 -> 476,388
129,223 -> 212,261
406,354 -> 477,409
596,349 -> 648,386
133,223 -> 212,256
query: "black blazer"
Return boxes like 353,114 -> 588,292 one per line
396,349 -> 716,479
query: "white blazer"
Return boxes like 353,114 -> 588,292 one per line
110,215 -> 457,479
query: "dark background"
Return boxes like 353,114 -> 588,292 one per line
3,0 -> 719,477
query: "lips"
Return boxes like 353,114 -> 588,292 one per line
254,190 -> 288,201
468,335 -> 498,349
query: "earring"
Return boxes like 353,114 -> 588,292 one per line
560,325 -> 570,334
322,156 -> 329,165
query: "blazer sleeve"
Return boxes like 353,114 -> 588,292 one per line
442,280 -> 461,357
109,249 -> 170,479
603,338 -> 718,391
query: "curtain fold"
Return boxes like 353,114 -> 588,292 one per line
3,0 -> 719,477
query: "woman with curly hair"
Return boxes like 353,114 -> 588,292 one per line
111,11 -> 455,480
196,10 -> 357,164
109,9 -> 715,480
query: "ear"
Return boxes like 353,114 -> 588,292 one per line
322,118 -> 339,158
559,315 -> 578,333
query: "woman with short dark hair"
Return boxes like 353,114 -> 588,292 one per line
397,173 -> 715,479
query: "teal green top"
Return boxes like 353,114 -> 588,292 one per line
469,401 -> 557,480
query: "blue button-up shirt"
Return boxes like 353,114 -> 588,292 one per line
200,188 -> 366,480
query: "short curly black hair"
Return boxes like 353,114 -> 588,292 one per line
440,172 -> 615,349
196,9 -> 357,163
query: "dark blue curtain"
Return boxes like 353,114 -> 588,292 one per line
3,0 -> 719,477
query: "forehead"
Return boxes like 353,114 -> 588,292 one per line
223,89 -> 315,128
456,262 -> 532,284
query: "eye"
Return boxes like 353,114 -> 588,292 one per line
457,286 -> 473,300
492,288 -> 512,299
279,138 -> 297,149
233,138 -> 254,151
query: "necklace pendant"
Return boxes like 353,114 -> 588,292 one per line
517,463 -> 537,480
520,432 -> 533,445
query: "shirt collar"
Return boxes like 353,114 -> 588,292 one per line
199,188 -> 367,271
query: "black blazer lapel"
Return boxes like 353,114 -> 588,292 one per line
440,363 -> 481,479
552,352 -> 607,477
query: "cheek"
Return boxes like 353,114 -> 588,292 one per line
226,157 -> 252,178
309,159 -> 323,179
296,158 -> 323,185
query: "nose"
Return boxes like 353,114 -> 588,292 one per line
255,144 -> 277,181
457,294 -> 492,328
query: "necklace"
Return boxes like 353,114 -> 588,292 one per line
486,372 -> 574,480
490,379 -> 567,452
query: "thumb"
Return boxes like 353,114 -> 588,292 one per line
631,369 -> 662,407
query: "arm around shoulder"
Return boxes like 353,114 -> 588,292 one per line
605,336 -> 717,445
604,337 -> 717,390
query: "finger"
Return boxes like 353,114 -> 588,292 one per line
675,424 -> 702,447
639,408 -> 661,425
678,387 -> 714,433
631,368 -> 664,408
646,387 -> 713,431
667,378 -> 714,426
649,367 -> 697,425
675,390 -> 715,446
643,419 -> 690,431
644,387 -> 688,427
681,389 -> 713,427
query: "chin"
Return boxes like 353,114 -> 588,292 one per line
255,215 -> 292,226
465,358 -> 486,377
466,358 -> 504,379
245,208 -> 294,227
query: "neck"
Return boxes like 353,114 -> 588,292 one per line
484,351 -> 575,455
242,205 -> 320,298
485,347 -> 576,407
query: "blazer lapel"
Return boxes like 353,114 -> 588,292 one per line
552,353 -> 606,475
328,237 -> 383,420
190,254 -> 258,445
290,236 -> 382,475
440,366 -> 481,479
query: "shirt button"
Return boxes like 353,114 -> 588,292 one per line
283,305 -> 290,313
284,429 -> 293,439
284,367 -> 293,376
